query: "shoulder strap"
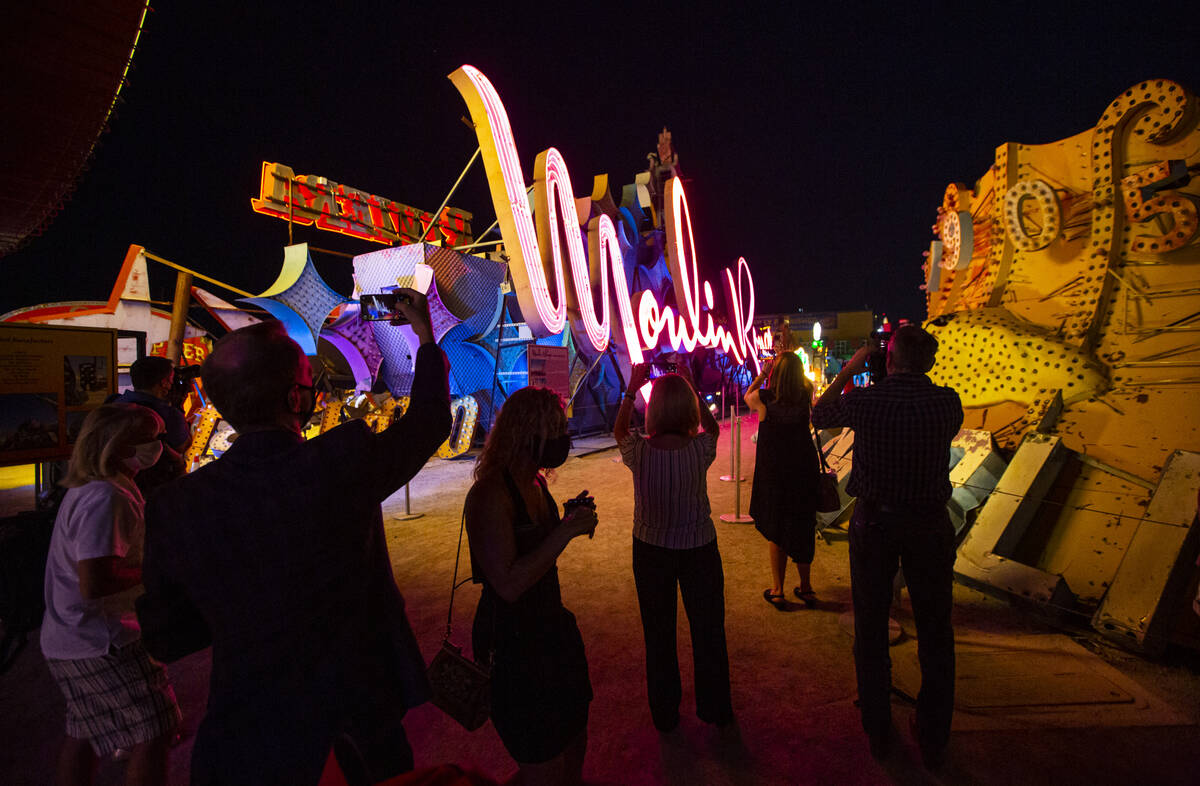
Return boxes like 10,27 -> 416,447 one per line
812,426 -> 831,473
444,505 -> 468,642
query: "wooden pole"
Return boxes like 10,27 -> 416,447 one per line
166,271 -> 193,363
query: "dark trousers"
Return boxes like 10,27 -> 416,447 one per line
342,702 -> 414,781
848,501 -> 955,751
632,538 -> 733,727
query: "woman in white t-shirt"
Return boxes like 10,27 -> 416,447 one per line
41,403 -> 181,785
614,362 -> 733,733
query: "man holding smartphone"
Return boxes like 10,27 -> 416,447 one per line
138,289 -> 451,784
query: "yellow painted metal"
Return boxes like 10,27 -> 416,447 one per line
1093,451 -> 1200,652
166,271 -> 193,364
928,79 -> 1200,633
926,78 -> 1199,466
184,406 -> 222,468
142,251 -> 252,298
436,395 -> 478,459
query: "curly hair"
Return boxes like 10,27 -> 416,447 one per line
474,386 -> 567,481
645,373 -> 699,437
63,403 -> 163,487
769,352 -> 813,407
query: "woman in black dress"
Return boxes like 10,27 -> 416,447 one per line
745,352 -> 821,610
465,386 -> 599,785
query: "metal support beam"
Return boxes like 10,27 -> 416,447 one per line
419,146 -> 481,240
954,433 -> 1075,608
166,271 -> 193,363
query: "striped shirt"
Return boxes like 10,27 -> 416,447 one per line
811,373 -> 962,506
619,430 -> 719,549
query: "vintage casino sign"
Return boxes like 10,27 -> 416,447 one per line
914,78 -> 1200,643
149,335 -> 210,366
448,65 -> 767,374
251,161 -> 473,247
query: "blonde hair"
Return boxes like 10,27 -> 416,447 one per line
63,404 -> 163,488
475,387 -> 567,480
645,373 -> 699,437
769,352 -> 812,407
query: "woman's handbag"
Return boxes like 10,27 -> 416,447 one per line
812,428 -> 842,513
426,510 -> 491,731
426,639 -> 490,731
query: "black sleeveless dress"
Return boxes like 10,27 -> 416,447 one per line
749,389 -> 821,563
471,472 -> 592,764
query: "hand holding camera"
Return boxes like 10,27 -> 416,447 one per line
628,362 -> 652,390
563,489 -> 598,539
846,344 -> 874,375
361,288 -> 434,344
390,288 -> 434,343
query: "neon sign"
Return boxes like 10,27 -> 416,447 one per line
250,161 -> 474,247
449,64 -> 765,371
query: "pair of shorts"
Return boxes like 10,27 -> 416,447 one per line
46,639 -> 181,756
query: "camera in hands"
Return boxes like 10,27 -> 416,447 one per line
563,489 -> 597,537
866,330 -> 891,385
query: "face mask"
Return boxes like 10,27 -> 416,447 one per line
539,433 -> 571,468
298,391 -> 317,427
123,440 -> 163,472
291,384 -> 317,428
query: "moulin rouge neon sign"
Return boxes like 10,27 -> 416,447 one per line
449,65 -> 765,375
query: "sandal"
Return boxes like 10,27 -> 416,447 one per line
793,588 -> 817,608
762,589 -> 788,611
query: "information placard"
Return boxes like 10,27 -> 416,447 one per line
0,323 -> 117,467
527,345 -> 570,401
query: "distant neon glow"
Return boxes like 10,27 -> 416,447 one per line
449,65 -> 762,378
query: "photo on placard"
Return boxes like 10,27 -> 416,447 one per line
64,355 -> 111,406
66,410 -> 90,445
0,393 -> 59,450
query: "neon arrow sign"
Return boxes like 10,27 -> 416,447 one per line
449,65 -> 766,375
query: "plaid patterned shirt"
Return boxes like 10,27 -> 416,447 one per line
811,373 -> 962,506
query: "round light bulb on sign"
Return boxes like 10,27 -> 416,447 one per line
812,321 -> 822,343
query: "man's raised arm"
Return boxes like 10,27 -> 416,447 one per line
370,289 -> 452,494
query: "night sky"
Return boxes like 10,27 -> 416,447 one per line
3,3 -> 1197,328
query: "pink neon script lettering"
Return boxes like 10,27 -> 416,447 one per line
449,64 -> 760,371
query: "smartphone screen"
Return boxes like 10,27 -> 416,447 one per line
360,294 -> 409,323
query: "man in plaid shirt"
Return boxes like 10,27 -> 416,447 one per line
811,325 -> 962,769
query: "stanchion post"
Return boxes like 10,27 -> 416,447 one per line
393,483 -> 424,521
719,378 -> 744,483
720,411 -> 752,523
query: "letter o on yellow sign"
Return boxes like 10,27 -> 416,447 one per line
1004,179 -> 1061,252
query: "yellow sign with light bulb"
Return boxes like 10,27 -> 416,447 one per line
922,78 -> 1198,460
922,79 -> 1200,645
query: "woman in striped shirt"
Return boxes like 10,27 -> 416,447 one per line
614,362 -> 733,732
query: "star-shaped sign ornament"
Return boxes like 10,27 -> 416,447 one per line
241,243 -> 349,355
